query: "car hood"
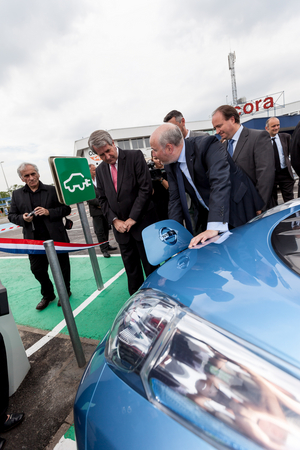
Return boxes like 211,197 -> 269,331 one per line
142,207 -> 300,371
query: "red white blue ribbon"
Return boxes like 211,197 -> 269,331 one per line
0,238 -> 108,254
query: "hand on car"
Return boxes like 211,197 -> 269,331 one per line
189,229 -> 219,248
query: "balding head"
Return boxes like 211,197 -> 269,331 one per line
265,117 -> 280,137
150,123 -> 184,165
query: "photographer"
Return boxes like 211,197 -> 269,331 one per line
148,151 -> 169,221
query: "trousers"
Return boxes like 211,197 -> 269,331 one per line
92,216 -> 109,252
29,253 -> 71,299
119,235 -> 157,296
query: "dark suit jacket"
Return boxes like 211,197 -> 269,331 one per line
8,182 -> 71,242
228,127 -> 275,209
166,136 -> 264,229
277,133 -> 294,179
96,148 -> 156,244
87,184 -> 104,217
189,130 -> 208,138
291,121 -> 300,177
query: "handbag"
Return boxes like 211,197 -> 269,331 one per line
64,218 -> 73,230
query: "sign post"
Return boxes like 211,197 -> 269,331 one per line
44,240 -> 86,368
49,157 -> 103,290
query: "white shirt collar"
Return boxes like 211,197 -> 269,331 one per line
231,125 -> 243,142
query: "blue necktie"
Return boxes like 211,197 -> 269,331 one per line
175,162 -> 194,235
227,139 -> 234,157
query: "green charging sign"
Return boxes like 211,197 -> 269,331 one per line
49,157 -> 96,205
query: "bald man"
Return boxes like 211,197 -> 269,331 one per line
265,117 -> 294,205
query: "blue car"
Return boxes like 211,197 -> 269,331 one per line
74,200 -> 300,450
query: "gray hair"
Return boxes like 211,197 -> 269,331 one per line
158,125 -> 183,148
88,130 -> 113,151
17,162 -> 39,178
265,117 -> 278,128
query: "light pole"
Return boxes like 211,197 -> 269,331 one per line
0,161 -> 10,192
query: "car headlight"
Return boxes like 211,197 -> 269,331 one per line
105,289 -> 179,372
106,289 -> 300,449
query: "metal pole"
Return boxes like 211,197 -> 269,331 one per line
77,202 -> 103,290
0,161 -> 9,191
43,240 -> 86,368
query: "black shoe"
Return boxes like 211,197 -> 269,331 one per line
0,413 -> 24,433
0,437 -> 6,449
102,251 -> 110,258
108,245 -> 117,251
58,291 -> 72,307
36,296 -> 55,310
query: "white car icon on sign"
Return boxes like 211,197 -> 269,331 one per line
63,173 -> 92,193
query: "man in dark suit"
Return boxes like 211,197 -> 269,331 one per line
150,124 -> 263,246
88,130 -> 158,295
87,164 -> 116,258
164,110 -> 207,138
265,117 -> 294,204
164,110 -> 208,233
212,105 -> 275,211
291,120 -> 300,197
8,163 -> 71,310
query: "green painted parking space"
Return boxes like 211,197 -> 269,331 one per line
0,255 -> 129,342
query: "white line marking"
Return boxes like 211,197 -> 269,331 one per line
25,268 -> 126,357
53,436 -> 76,450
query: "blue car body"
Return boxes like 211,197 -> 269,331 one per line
74,200 -> 300,450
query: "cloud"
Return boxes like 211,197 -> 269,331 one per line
1,0 -> 300,191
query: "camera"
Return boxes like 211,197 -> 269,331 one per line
28,210 -> 36,217
147,160 -> 163,181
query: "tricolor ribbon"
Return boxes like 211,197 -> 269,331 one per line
0,238 -> 109,254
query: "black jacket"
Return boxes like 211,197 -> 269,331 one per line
165,136 -> 264,229
8,182 -> 71,242
96,148 -> 156,244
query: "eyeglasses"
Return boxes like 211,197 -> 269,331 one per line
23,172 -> 38,179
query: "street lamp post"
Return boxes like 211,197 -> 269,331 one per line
0,161 -> 9,192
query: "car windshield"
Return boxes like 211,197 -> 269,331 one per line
249,199 -> 300,223
271,212 -> 300,276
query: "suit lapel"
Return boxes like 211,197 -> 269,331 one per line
279,134 -> 288,158
40,185 -> 49,208
22,186 -> 35,211
184,139 -> 196,183
232,127 -> 248,161
103,162 -> 116,197
116,148 -> 126,196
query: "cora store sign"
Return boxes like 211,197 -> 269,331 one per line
235,97 -> 274,115
234,92 -> 284,116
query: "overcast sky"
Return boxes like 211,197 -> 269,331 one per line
1,0 -> 300,191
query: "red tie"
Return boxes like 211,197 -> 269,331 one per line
111,163 -> 118,191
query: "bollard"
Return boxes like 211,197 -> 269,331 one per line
77,202 -> 103,290
44,240 -> 86,368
